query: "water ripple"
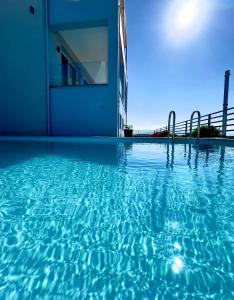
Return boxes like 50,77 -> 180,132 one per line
0,142 -> 233,299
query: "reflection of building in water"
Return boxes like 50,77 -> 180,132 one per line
50,142 -> 127,166
0,141 -> 128,168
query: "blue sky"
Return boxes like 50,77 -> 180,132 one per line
126,0 -> 234,129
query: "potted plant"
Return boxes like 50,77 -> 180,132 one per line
123,124 -> 133,137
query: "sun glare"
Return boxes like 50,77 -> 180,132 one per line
176,0 -> 199,30
164,0 -> 212,45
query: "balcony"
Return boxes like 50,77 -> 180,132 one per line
49,25 -> 108,87
50,61 -> 108,87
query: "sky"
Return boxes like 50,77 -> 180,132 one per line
126,0 -> 234,130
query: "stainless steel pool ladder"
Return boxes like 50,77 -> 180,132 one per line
190,111 -> 201,139
168,111 -> 176,140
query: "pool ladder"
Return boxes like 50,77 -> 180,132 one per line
167,110 -> 201,141
190,111 -> 201,139
168,111 -> 176,140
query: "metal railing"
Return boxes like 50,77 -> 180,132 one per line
153,70 -> 233,138
155,107 -> 234,137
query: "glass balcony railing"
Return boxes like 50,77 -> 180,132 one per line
49,61 -> 108,87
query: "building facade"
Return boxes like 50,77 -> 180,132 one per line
0,0 -> 127,137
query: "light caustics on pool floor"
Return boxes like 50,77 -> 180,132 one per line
0,142 -> 233,299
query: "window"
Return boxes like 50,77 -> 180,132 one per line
61,54 -> 77,86
61,54 -> 69,85
69,64 -> 76,85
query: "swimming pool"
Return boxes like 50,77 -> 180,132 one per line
0,139 -> 233,299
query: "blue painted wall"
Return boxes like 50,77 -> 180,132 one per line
0,0 -> 48,135
49,0 -> 117,29
49,0 -> 120,137
0,0 -> 126,137
50,86 -> 117,137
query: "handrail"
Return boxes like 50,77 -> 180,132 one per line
168,111 -> 176,139
151,107 -> 234,137
153,71 -> 232,136
190,111 -> 201,139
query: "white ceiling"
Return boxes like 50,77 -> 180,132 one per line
60,27 -> 108,63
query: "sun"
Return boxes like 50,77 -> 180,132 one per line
163,0 -> 212,45
175,0 -> 200,30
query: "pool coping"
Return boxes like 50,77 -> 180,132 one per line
0,136 -> 234,146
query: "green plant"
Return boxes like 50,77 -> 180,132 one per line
158,130 -> 169,137
190,125 -> 221,138
150,130 -> 168,137
182,133 -> 190,138
123,124 -> 133,130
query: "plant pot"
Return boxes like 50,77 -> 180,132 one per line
124,129 -> 133,137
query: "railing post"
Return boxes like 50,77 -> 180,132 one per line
185,121 -> 188,136
208,114 -> 211,127
222,70 -> 231,137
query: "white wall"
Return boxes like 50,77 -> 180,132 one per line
60,27 -> 108,62
48,27 -> 108,85
60,27 -> 108,83
82,61 -> 108,84
0,0 -> 48,135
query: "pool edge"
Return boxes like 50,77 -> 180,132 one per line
0,136 -> 234,146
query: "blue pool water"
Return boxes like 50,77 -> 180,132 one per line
0,141 -> 233,299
